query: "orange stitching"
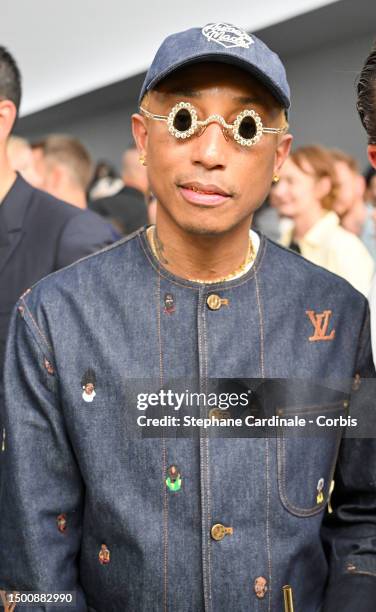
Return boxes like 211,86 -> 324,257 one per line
265,439 -> 272,612
255,269 -> 265,378
22,299 -> 53,352
162,439 -> 168,612
156,272 -> 168,612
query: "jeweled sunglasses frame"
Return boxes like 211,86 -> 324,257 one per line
140,101 -> 288,147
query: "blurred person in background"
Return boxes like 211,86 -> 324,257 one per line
271,144 -> 374,295
89,160 -> 123,201
0,46 -> 118,383
37,134 -> 94,210
331,148 -> 376,261
364,165 -> 376,206
6,135 -> 41,187
357,40 -> 376,365
90,146 -> 148,235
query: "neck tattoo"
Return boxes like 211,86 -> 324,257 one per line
147,226 -> 255,284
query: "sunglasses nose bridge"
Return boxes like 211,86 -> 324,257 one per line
196,115 -> 233,141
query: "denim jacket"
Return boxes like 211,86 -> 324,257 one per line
1,228 -> 376,612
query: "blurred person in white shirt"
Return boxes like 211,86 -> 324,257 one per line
270,144 -> 374,296
331,148 -> 376,261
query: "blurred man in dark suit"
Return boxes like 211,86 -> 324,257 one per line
90,146 -> 148,235
0,46 -> 118,380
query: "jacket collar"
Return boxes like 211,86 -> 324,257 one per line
0,174 -> 33,273
0,173 -> 32,233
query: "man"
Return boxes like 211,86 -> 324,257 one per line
1,24 -> 375,612
357,41 -> 376,365
90,146 -> 148,234
331,148 -> 376,261
35,134 -> 95,210
0,47 -> 118,383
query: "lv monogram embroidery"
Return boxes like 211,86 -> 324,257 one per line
306,310 -> 335,342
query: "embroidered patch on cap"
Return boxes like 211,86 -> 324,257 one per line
56,513 -> 67,533
202,23 -> 254,49
81,369 -> 96,402
98,544 -> 110,565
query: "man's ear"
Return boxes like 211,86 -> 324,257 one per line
0,99 -> 17,142
273,134 -> 293,175
132,113 -> 148,159
368,144 -> 376,169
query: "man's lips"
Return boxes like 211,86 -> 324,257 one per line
178,182 -> 232,206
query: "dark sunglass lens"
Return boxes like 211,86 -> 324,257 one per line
173,108 -> 192,132
238,116 -> 257,140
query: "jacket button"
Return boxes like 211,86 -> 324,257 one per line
206,294 -> 229,310
211,523 -> 233,541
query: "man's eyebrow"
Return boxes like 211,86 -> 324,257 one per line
156,91 -> 264,104
162,89 -> 202,98
233,95 -> 264,105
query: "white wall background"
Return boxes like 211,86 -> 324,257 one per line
1,0 -> 339,115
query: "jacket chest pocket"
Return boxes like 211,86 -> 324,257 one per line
277,401 -> 346,517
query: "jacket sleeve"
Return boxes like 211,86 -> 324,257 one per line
56,209 -> 120,269
322,302 -> 376,611
0,295 -> 87,611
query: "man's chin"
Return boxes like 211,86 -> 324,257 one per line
176,218 -> 242,237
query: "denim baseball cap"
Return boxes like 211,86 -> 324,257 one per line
139,23 -> 290,109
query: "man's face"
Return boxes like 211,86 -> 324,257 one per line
270,156 -> 319,219
332,161 -> 360,217
133,63 -> 291,236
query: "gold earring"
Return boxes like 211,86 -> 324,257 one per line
272,175 -> 280,184
139,154 -> 147,166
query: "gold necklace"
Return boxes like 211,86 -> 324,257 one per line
147,226 -> 255,284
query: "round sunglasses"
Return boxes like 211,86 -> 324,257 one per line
140,101 -> 288,147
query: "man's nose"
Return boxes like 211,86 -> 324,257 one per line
191,121 -> 228,170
